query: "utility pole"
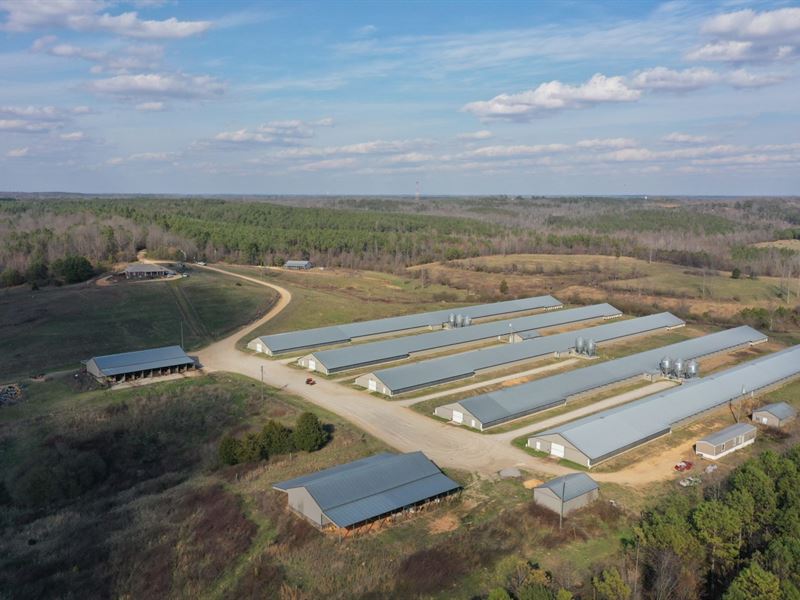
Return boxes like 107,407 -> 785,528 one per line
260,365 -> 264,403
180,320 -> 184,348
559,478 -> 566,530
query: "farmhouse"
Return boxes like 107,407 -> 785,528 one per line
356,312 -> 684,396
533,473 -> 599,516
528,344 -> 800,468
85,345 -> 195,383
752,402 -> 797,428
123,263 -> 176,279
248,295 -> 562,355
298,303 -> 621,374
273,452 -> 460,533
435,326 -> 765,429
695,422 -> 757,460
284,259 -> 313,269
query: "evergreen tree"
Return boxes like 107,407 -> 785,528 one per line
293,412 -> 329,452
723,562 -> 781,600
259,420 -> 295,455
592,567 -> 631,600
218,436 -> 241,465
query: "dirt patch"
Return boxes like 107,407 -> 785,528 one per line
428,513 -> 460,534
523,478 -> 542,489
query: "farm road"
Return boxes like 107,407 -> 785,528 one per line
195,264 -> 682,485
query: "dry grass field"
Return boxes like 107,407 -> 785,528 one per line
411,253 -> 799,323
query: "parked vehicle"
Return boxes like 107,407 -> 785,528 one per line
674,460 -> 694,472
305,377 -> 316,386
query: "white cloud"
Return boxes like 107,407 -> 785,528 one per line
211,119 -> 333,146
631,66 -> 782,91
685,40 -> 754,62
292,158 -> 357,172
0,0 -> 212,39
87,72 -> 225,99
274,139 -> 431,158
702,8 -> 800,42
6,147 -> 29,157
599,144 -> 746,162
33,37 -> 165,73
383,152 -> 436,164
107,151 -> 177,165
662,132 -> 711,144
466,144 -> 570,158
355,24 -> 377,37
631,66 -> 719,91
457,130 -> 493,140
726,68 -> 785,88
463,73 -> 641,120
135,101 -> 165,111
576,137 -> 637,149
0,118 -> 54,132
59,131 -> 85,141
71,106 -> 93,114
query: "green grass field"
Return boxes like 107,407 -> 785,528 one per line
0,372 -> 636,599
222,265 -> 474,349
0,268 -> 278,380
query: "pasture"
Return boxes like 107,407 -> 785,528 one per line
0,267 -> 278,379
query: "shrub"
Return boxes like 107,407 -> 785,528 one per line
52,255 -> 95,284
259,420 -> 295,456
9,448 -> 107,508
237,432 -> 265,463
219,436 -> 242,465
293,412 -> 329,452
25,258 -> 49,284
731,267 -> 742,279
488,588 -> 512,600
0,267 -> 24,287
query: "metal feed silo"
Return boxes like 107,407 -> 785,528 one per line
686,359 -> 699,378
673,358 -> 685,378
659,357 -> 673,376
448,313 -> 455,327
575,337 -> 586,355
586,339 -> 597,356
456,314 -> 464,328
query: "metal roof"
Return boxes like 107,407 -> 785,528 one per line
311,303 -> 620,373
535,344 -> 800,463
124,263 -> 173,273
259,296 -> 563,355
254,295 -> 562,354
698,422 -> 756,446
369,312 -> 684,394
537,473 -> 598,501
754,401 -> 797,420
458,326 -> 765,427
88,345 -> 193,376
285,260 -> 312,267
273,452 -> 460,528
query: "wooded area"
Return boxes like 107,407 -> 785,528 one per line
2,196 -> 799,286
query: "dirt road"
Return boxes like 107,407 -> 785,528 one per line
194,264 -> 682,484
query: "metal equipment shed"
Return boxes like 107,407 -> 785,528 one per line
299,303 -> 621,374
356,312 -> 684,396
85,345 -> 195,383
752,402 -> 797,428
273,452 -> 460,531
284,260 -> 313,269
528,344 -> 800,468
248,295 -> 562,355
435,326 -> 765,429
695,422 -> 757,459
533,473 -> 599,516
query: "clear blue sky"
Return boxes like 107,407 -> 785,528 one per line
0,0 -> 798,195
